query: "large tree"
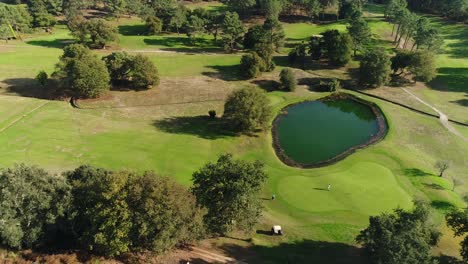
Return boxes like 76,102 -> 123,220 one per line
446,209 -> 468,261
221,12 -> 245,52
191,154 -> 268,234
127,173 -> 206,252
322,29 -> 353,66
223,87 -> 272,132
66,166 -> 132,256
356,200 -> 440,264
0,164 -> 70,249
86,18 -> 118,49
347,16 -> 371,56
359,49 -> 391,87
53,44 -> 110,98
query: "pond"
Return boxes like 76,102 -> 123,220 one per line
273,95 -> 387,168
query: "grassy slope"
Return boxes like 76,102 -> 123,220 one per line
0,3 -> 467,262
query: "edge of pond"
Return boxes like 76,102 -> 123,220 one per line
271,92 -> 389,169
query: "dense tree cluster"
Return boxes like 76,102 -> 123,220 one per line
357,200 -> 441,264
359,49 -> 392,87
391,49 -> 436,82
406,0 -> 468,21
386,0 -> 443,52
0,156 -> 267,256
0,3 -> 32,42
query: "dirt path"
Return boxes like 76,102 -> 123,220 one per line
402,88 -> 467,141
0,101 -> 48,133
188,247 -> 247,264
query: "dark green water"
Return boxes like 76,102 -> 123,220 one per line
275,99 -> 380,165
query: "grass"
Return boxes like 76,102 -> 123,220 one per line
0,4 -> 467,262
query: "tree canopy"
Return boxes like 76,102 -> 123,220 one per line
356,200 -> 440,264
359,49 -> 392,87
223,87 -> 272,132
191,153 -> 268,235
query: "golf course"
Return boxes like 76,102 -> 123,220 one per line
0,1 -> 467,263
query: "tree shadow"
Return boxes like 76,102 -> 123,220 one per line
451,96 -> 468,107
431,200 -> 456,211
26,39 -> 75,49
428,68 -> 468,93
313,187 -> 328,191
422,183 -> 445,190
153,116 -> 237,139
143,37 -> 220,53
118,24 -> 147,36
1,78 -> 63,99
202,65 -> 242,81
220,239 -> 369,263
251,80 -> 281,92
404,168 -> 433,177
437,254 -> 465,264
255,229 -> 272,236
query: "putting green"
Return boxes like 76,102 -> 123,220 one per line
277,162 -> 413,215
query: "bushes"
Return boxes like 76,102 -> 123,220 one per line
319,79 -> 341,92
279,68 -> 296,91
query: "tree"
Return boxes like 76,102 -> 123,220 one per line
86,18 -> 118,49
446,209 -> 468,261
289,42 -> 308,69
66,165 -> 132,256
347,16 -> 371,56
223,87 -> 272,132
67,15 -> 88,43
169,4 -> 188,35
102,51 -> 134,85
225,0 -> 256,15
263,17 -> 285,52
408,50 -> 436,82
129,54 -> 159,89
391,49 -> 414,75
280,68 -> 297,91
105,0 -> 126,17
240,52 -> 262,79
356,200 -> 440,264
186,14 -> 206,44
27,0 -> 57,29
0,164 -> 70,249
191,154 -> 268,234
322,30 -> 352,66
53,44 -> 110,98
127,172 -> 205,252
244,25 -> 267,50
359,49 -> 391,87
259,0 -> 284,18
435,160 -> 450,177
35,70 -> 48,87
0,3 -> 32,35
221,12 -> 245,52
146,16 -> 163,35
309,35 -> 324,60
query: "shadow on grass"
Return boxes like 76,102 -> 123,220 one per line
431,200 -> 457,211
220,240 -> 370,264
404,168 -> 434,177
428,68 -> 468,93
252,80 -> 281,92
26,39 -> 75,49
437,255 -> 465,264
118,24 -> 147,36
451,96 -> 468,107
422,183 -> 445,190
202,65 -> 243,81
153,116 -> 236,139
2,78 -> 63,99
143,37 -> 221,53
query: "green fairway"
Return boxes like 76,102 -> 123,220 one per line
0,3 -> 467,261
